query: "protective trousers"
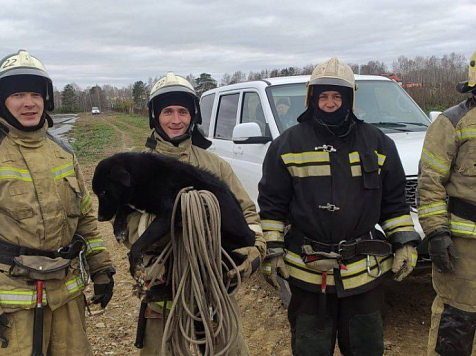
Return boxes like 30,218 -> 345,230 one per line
428,238 -> 476,356
288,283 -> 385,356
140,297 -> 250,356
0,295 -> 92,356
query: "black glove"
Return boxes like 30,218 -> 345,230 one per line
0,313 -> 10,348
91,272 -> 115,308
428,232 -> 458,273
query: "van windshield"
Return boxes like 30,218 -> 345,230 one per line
267,80 -> 430,133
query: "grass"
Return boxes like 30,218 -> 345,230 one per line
113,112 -> 150,130
69,121 -> 116,162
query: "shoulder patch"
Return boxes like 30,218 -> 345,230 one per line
442,99 -> 476,128
46,132 -> 74,155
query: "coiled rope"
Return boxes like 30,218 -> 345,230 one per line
148,187 -> 242,355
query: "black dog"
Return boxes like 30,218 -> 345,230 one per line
92,152 -> 256,275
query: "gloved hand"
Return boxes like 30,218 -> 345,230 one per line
91,271 -> 115,308
0,313 -> 10,348
428,232 -> 458,273
227,246 -> 262,281
392,244 -> 418,281
261,247 -> 289,290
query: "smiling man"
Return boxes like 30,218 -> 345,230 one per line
0,50 -> 114,355
258,58 -> 420,356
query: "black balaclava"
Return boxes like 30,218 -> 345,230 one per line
0,74 -> 47,132
151,92 -> 196,145
311,84 -> 354,137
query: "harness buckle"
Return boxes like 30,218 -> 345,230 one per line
366,255 -> 382,278
318,203 -> 340,212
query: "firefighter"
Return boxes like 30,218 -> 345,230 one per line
124,72 -> 265,355
0,50 -> 114,355
258,58 -> 420,356
419,49 -> 476,356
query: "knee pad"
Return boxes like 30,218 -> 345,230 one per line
295,314 -> 333,356
436,304 -> 476,356
349,311 -> 384,356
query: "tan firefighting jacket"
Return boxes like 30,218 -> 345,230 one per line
418,97 -> 476,237
125,132 -> 265,310
0,119 -> 112,313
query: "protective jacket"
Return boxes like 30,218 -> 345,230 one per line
0,118 -> 112,313
126,131 -> 265,311
258,115 -> 419,297
418,97 -> 476,237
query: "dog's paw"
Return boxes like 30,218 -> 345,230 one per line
114,230 -> 127,243
128,250 -> 145,281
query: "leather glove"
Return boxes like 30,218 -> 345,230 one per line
428,232 -> 458,273
392,244 -> 418,281
261,247 -> 290,290
91,271 -> 115,308
0,313 -> 10,348
227,246 -> 262,281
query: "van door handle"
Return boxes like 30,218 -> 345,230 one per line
233,147 -> 243,156
209,145 -> 216,152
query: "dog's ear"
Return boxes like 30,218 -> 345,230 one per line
109,165 -> 131,187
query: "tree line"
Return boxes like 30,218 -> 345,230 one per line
54,53 -> 469,115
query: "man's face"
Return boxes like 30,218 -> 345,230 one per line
5,92 -> 44,127
277,103 -> 290,116
158,105 -> 192,138
318,91 -> 342,113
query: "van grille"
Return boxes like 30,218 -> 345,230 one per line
405,177 -> 418,210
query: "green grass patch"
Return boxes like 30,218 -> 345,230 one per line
69,121 -> 115,162
113,112 -> 150,130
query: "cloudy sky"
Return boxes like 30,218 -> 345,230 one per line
0,0 -> 474,89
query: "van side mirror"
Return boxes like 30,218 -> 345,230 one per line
232,122 -> 272,144
428,111 -> 442,123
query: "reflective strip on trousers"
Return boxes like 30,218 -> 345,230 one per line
0,167 -> 32,181
418,202 -> 447,218
65,276 -> 85,294
51,162 -> 75,181
0,289 -> 47,307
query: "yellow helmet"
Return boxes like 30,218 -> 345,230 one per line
0,50 -> 54,111
305,57 -> 356,108
456,49 -> 476,94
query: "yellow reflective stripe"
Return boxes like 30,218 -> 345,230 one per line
261,220 -> 285,232
287,165 -> 331,177
65,276 -> 84,294
421,148 -> 450,175
0,290 -> 47,306
281,152 -> 330,165
418,202 -> 447,218
51,162 -> 75,181
450,219 -> 476,237
0,166 -> 32,181
80,193 -> 92,214
85,238 -> 106,256
156,301 -> 173,310
411,253 -> 418,268
285,251 -> 334,275
261,261 -> 271,274
341,256 -> 392,290
349,151 -> 360,164
375,151 -> 386,167
381,215 -> 413,231
457,128 -> 476,141
385,226 -> 416,236
351,165 -> 362,177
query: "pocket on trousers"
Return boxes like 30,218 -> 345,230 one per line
349,311 -> 384,356
436,304 -> 476,356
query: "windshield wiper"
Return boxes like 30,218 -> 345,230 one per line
370,122 -> 411,132
394,121 -> 428,127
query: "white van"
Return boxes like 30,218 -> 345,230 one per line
200,75 -> 432,243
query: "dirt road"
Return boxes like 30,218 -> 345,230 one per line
73,113 -> 434,355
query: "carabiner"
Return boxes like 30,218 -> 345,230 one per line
366,255 -> 382,278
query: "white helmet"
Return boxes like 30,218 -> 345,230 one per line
456,49 -> 476,94
305,57 -> 356,108
0,50 -> 54,111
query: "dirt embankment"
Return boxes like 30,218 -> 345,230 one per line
75,113 -> 434,355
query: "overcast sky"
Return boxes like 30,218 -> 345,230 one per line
0,0 -> 474,89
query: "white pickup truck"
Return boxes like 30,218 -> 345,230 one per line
200,75 -> 438,259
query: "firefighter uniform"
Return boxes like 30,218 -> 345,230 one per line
258,58 -> 420,356
419,50 -> 476,356
124,73 -> 265,355
0,50 -> 113,355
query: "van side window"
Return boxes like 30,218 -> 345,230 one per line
215,94 -> 239,140
200,93 -> 215,136
241,92 -> 266,136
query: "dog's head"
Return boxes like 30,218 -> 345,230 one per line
92,157 -> 132,221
